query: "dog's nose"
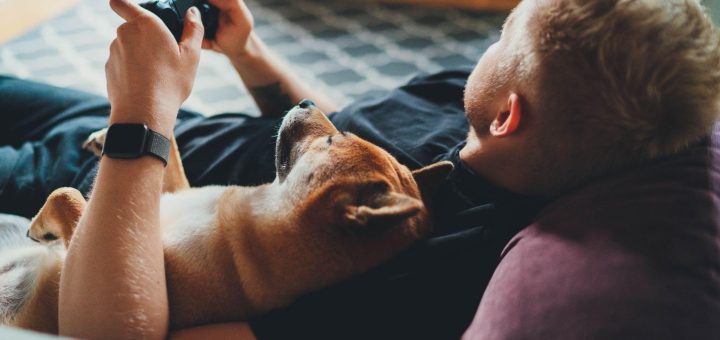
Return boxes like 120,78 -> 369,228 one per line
26,229 -> 39,243
298,99 -> 316,109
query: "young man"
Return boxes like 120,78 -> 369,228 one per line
0,0 -> 718,338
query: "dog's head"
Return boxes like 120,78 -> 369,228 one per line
275,100 -> 452,233
265,100 -> 453,289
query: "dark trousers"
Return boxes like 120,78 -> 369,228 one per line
0,76 -> 282,218
0,76 -> 110,217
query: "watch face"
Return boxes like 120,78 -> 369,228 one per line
103,124 -> 148,158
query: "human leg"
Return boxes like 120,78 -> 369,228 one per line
0,77 -> 201,217
0,76 -> 110,145
0,77 -> 112,217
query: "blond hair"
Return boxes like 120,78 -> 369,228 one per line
522,0 -> 720,194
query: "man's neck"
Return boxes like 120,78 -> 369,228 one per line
459,140 -> 525,195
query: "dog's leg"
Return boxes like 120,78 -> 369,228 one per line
83,128 -> 190,193
82,127 -> 107,156
28,187 -> 86,248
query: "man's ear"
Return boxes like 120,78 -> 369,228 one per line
490,92 -> 522,137
343,181 -> 423,232
412,161 -> 454,203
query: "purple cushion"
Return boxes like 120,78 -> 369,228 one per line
463,125 -> 720,339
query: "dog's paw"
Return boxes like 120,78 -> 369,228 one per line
82,128 -> 108,156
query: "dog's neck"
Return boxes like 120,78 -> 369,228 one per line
216,182 -> 429,314
214,184 -> 304,311
166,178 -> 430,326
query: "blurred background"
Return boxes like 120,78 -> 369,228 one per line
0,0 -> 717,117
709,0 -> 719,24
0,0 -> 512,116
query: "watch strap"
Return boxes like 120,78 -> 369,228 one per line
144,129 -> 170,166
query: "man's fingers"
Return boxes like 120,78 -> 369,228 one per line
179,7 -> 204,59
110,0 -> 146,21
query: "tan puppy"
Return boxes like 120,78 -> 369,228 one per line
1,104 -> 453,333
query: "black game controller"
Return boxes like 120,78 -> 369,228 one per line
139,0 -> 219,42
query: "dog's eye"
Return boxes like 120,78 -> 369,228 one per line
327,136 -> 333,145
42,233 -> 58,241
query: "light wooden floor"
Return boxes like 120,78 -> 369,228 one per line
0,0 -> 80,44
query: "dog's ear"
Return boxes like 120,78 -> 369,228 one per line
412,161 -> 454,203
343,181 -> 422,232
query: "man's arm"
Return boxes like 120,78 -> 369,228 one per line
60,156 -> 168,338
58,1 -> 204,338
230,33 -> 340,117
205,0 -> 339,116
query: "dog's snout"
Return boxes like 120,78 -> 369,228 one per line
26,229 -> 39,243
284,101 -> 336,135
298,99 -> 316,109
276,101 -> 339,180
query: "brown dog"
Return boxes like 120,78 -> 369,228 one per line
1,104 -> 453,333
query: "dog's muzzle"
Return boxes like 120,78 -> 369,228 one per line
276,100 -> 316,180
275,100 -> 338,181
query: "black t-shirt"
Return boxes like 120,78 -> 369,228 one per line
213,68 -> 544,339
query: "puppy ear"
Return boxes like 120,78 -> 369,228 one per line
412,161 -> 454,203
344,181 -> 422,232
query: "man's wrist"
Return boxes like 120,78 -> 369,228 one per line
109,106 -> 176,137
228,33 -> 267,67
101,124 -> 170,166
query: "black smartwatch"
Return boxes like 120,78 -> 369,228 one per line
101,124 -> 170,166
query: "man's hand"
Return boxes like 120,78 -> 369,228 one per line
199,0 -> 340,116
106,0 -> 204,136
202,0 -> 255,59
